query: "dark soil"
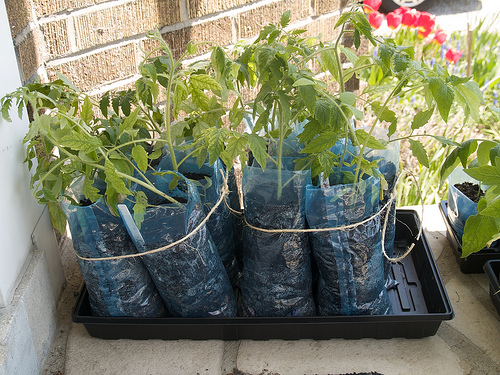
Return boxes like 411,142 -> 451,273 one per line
455,182 -> 484,203
183,172 -> 208,180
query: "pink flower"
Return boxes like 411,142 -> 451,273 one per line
363,0 -> 382,14
433,29 -> 447,45
445,48 -> 463,64
386,12 -> 402,29
368,10 -> 384,29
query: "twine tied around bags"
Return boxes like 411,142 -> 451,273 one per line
225,169 -> 424,263
74,168 -> 423,263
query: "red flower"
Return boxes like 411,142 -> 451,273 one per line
386,12 -> 402,29
363,0 -> 382,14
433,29 -> 447,45
412,10 -> 422,27
445,48 -> 463,64
416,12 -> 435,33
401,9 -> 417,27
418,27 -> 432,39
394,7 -> 411,15
368,10 -> 384,29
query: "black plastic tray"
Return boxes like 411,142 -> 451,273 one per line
72,209 -> 453,340
483,260 -> 500,316
439,201 -> 500,274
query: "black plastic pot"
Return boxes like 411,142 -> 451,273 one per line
72,209 -> 454,340
483,260 -> 500,316
439,201 -> 500,274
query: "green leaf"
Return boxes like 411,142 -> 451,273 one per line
82,177 -> 102,202
480,197 -> 500,217
55,72 -> 79,92
132,145 -> 148,172
248,134 -> 268,170
408,139 -> 429,168
206,127 -> 226,165
59,132 -> 102,153
190,74 -> 222,92
477,140 -> 498,166
466,164 -> 500,186
455,84 -> 481,122
315,97 -> 334,127
104,159 -> 132,196
1,97 -> 12,122
320,50 -> 339,82
411,108 -> 434,130
462,212 -> 500,257
47,201 -> 67,234
298,119 -> 322,144
430,135 -> 460,147
457,139 -> 478,166
100,92 -> 110,118
339,92 -> 356,106
428,77 -> 454,122
356,129 -> 386,150
297,84 -> 317,113
301,131 -> 338,154
132,190 -> 148,230
120,108 -> 140,135
293,78 -> 316,87
221,135 -> 247,169
280,10 -> 291,28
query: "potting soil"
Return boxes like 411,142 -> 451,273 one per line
62,198 -> 167,317
123,173 -> 238,318
240,160 -> 316,317
305,175 -> 392,316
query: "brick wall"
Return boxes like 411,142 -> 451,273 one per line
5,0 -> 352,94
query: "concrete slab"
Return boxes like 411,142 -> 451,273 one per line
236,336 -> 464,375
64,324 -> 230,375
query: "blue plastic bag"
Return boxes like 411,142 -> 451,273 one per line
305,175 -> 392,316
447,168 -> 480,240
119,173 -> 237,318
240,159 -> 316,317
364,128 -> 400,285
62,197 -> 167,318
159,154 -> 239,285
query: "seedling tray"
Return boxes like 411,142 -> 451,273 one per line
439,201 -> 500,274
483,260 -> 500,316
72,209 -> 453,340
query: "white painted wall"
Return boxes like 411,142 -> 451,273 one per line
0,0 -> 46,307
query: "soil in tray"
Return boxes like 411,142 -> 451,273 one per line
455,182 -> 484,203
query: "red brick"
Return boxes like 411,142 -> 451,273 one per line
313,0 -> 349,16
188,0 -> 254,19
46,44 -> 138,91
147,17 -> 234,60
42,19 -> 71,57
74,0 -> 181,50
5,0 -> 32,38
17,30 -> 44,82
33,0 -> 106,16
238,0 -> 311,40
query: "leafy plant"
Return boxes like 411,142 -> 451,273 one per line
441,139 -> 500,257
204,3 -> 483,199
0,29 -> 233,232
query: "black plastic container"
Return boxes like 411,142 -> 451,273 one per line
72,209 -> 453,340
483,260 -> 500,316
439,201 -> 500,274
